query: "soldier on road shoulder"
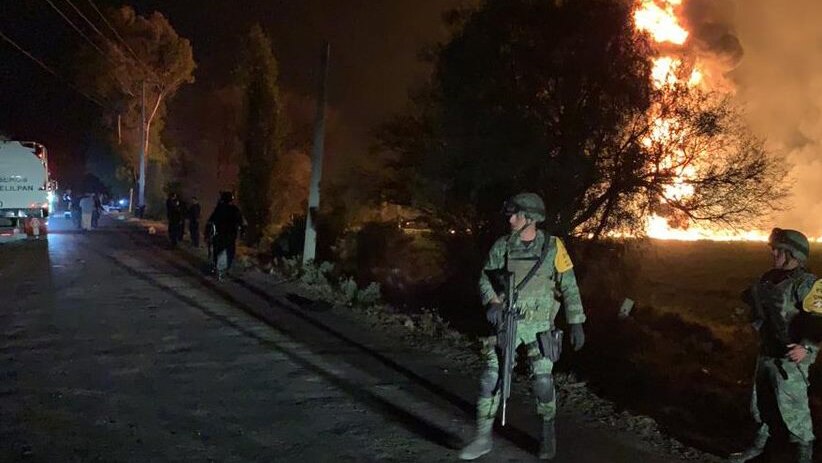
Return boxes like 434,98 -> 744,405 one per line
459,192 -> 587,461
730,228 -> 822,463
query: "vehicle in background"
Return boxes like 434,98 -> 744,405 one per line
0,141 -> 55,241
103,198 -> 129,213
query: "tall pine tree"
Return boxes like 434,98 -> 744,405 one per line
235,25 -> 286,244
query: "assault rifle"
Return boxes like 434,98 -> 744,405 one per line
499,270 -> 519,426
484,267 -> 521,427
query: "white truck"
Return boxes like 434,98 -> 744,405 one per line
0,141 -> 54,240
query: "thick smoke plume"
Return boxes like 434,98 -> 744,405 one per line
682,0 -> 822,236
681,0 -> 742,91
731,1 -> 822,236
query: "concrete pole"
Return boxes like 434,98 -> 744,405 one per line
137,80 -> 146,214
303,42 -> 330,265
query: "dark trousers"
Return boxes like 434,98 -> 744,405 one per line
169,222 -> 181,247
213,235 -> 237,269
189,221 -> 200,247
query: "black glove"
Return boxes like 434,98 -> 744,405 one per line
569,323 -> 585,351
486,302 -> 504,327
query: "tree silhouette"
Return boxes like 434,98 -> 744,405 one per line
378,0 -> 786,238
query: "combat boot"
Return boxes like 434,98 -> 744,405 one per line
459,418 -> 493,460
796,442 -> 812,463
539,419 -> 556,460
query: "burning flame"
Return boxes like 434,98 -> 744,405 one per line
631,0 -> 768,241
650,57 -> 680,87
634,0 -> 688,45
630,2 -> 820,242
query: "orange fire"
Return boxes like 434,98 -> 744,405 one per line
631,0 -> 768,241
634,0 -> 688,45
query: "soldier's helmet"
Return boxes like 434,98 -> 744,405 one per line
768,227 -> 810,263
503,192 -> 546,223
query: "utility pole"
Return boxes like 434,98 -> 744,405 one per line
303,42 -> 330,264
137,80 -> 146,216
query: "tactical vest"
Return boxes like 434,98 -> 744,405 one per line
757,269 -> 812,358
506,235 -> 560,320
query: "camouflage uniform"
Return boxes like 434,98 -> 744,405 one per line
460,192 -> 586,461
733,228 -> 819,463
474,230 -> 585,423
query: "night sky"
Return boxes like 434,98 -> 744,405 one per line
0,0 -> 467,184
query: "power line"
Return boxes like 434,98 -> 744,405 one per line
44,0 -> 105,57
64,0 -> 107,43
0,29 -> 106,108
85,0 -> 142,65
61,0 -> 136,97
84,0 -> 162,86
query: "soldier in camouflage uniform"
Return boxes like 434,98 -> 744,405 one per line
459,193 -> 587,461
730,228 -> 821,463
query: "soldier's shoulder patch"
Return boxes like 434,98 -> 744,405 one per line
554,238 -> 574,273
802,279 -> 822,315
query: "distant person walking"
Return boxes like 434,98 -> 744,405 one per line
166,193 -> 184,248
78,194 -> 94,231
91,193 -> 102,228
187,196 -> 201,248
61,189 -> 72,214
206,191 -> 245,279
71,196 -> 81,229
178,198 -> 188,243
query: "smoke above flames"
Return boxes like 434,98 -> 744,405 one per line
635,0 -> 822,239
681,0 -> 742,71
728,1 -> 822,238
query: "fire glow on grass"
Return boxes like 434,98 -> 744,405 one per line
631,0 -> 781,242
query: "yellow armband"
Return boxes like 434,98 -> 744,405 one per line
802,280 -> 822,314
554,238 -> 574,273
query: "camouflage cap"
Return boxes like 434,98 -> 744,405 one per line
769,227 -> 810,263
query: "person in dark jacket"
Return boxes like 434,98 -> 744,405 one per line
91,193 -> 102,228
187,196 -> 201,247
70,195 -> 82,229
206,191 -> 245,278
166,193 -> 184,248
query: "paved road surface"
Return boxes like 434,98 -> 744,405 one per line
0,215 -> 691,462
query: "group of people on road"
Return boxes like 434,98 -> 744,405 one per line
456,192 -> 821,463
68,192 -> 103,231
166,191 -> 244,280
166,193 -> 202,248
